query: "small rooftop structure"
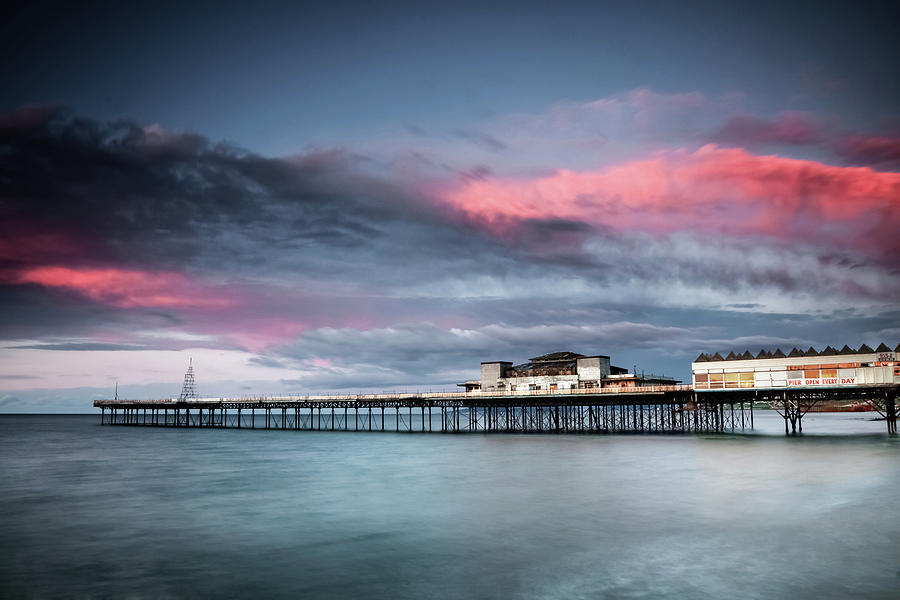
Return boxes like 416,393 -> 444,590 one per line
695,342 -> 898,361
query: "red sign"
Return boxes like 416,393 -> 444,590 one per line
787,377 -> 855,387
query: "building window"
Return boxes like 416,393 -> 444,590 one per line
694,373 -> 709,389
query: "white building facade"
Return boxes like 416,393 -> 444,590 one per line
480,352 -> 611,392
691,343 -> 900,392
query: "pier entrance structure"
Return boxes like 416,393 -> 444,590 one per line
693,343 -> 900,434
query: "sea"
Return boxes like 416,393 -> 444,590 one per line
1,412 -> 898,599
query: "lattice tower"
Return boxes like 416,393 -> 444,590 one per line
179,358 -> 197,400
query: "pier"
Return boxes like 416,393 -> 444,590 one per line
94,384 -> 898,435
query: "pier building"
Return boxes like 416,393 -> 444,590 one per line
692,343 -> 900,391
476,351 -> 679,392
692,342 -> 900,434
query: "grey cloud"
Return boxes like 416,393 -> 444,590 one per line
248,356 -> 288,369
250,303 -> 900,393
450,128 -> 507,152
2,109 -> 898,375
259,321 -> 719,391
0,395 -> 23,407
11,342 -> 147,351
4,109 -> 894,312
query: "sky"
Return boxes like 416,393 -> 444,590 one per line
1,0 -> 899,412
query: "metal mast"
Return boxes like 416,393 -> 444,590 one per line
179,358 -> 197,400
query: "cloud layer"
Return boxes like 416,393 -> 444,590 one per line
1,96 -> 898,403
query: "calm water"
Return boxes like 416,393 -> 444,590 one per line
1,413 -> 898,599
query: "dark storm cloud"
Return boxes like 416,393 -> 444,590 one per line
0,106 -> 453,276
2,108 -> 897,373
2,107 -> 894,305
0,285 -> 180,341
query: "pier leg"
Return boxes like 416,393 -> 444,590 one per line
886,393 -> 897,435
783,393 -> 789,435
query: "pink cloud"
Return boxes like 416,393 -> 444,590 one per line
12,267 -> 309,351
436,145 -> 900,257
16,267 -> 234,309
214,318 -> 306,353
835,135 -> 900,168
711,111 -> 821,146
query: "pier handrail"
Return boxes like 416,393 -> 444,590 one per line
95,384 -> 697,405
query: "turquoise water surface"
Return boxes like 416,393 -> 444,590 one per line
1,412 -> 898,599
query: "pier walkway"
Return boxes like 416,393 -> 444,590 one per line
94,384 -> 898,435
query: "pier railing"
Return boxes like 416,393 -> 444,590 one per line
96,384 -> 696,405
